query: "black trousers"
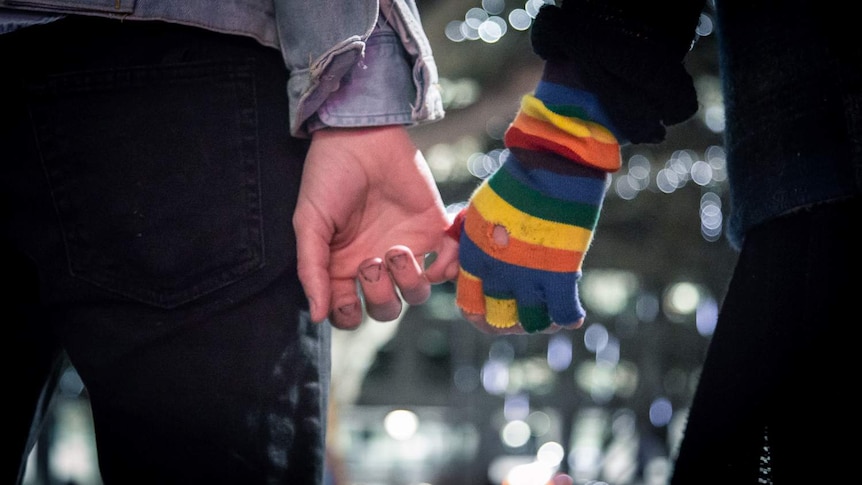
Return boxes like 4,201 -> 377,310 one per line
1,16 -> 329,484
671,197 -> 859,484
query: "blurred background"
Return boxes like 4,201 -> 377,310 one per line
23,1 -> 737,484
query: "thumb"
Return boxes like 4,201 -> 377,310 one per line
424,235 -> 460,284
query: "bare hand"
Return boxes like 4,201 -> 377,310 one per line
294,126 -> 457,329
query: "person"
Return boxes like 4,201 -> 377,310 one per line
367,0 -> 860,483
1,1 -> 456,484
346,2 -> 862,480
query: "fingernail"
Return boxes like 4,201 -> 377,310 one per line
360,261 -> 383,282
388,253 -> 407,271
338,303 -> 359,315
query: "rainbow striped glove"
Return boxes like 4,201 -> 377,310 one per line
453,81 -> 621,333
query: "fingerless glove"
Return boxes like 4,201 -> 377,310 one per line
453,81 -> 621,333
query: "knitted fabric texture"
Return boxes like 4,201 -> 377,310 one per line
455,81 -> 620,332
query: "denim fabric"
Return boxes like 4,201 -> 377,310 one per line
0,0 -> 445,137
308,18 -> 417,131
2,17 -> 329,484
27,61 -> 267,308
0,7 -> 62,33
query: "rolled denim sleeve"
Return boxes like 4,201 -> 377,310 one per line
305,19 -> 416,133
280,0 -> 444,138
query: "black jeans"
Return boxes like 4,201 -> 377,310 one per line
671,197 -> 859,484
1,16 -> 329,485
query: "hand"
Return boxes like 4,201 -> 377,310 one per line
451,150 -> 610,334
443,209 -> 568,336
355,240 -> 458,324
293,125 -> 457,329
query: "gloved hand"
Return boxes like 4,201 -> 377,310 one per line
450,152 -> 610,333
449,89 -> 619,333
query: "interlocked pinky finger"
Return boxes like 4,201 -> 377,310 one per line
384,246 -> 431,306
358,258 -> 403,322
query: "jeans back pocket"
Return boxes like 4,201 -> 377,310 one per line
27,60 -> 265,308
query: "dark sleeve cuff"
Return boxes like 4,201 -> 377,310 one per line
531,0 -> 705,144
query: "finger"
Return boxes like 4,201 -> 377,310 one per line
546,280 -> 587,329
454,268 -> 486,315
424,236 -> 460,284
537,324 -> 560,334
384,246 -> 430,306
294,224 -> 332,324
538,323 -> 566,334
558,317 -> 585,330
296,263 -> 329,324
518,304 -> 553,334
463,313 -> 526,335
486,296 -> 522,330
327,277 -> 364,330
456,269 -> 521,334
550,474 -> 574,485
358,258 -> 404,322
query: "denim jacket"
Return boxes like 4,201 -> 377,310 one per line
0,0 -> 445,137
